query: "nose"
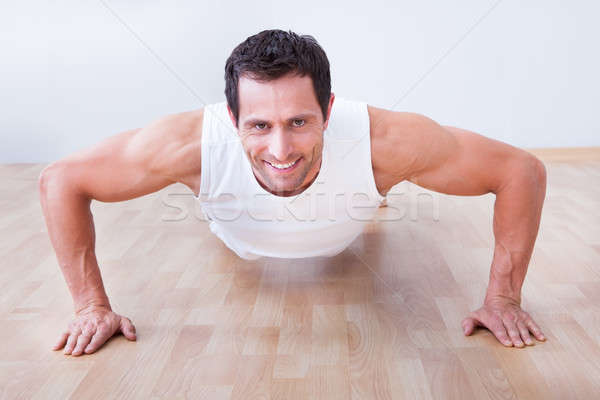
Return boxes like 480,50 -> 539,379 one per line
268,127 -> 294,162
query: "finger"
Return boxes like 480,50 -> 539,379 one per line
461,317 -> 481,336
120,317 -> 137,341
64,329 -> 81,355
517,321 -> 534,346
71,330 -> 94,356
52,331 -> 69,350
525,318 -> 546,341
84,327 -> 111,354
487,319 -> 513,347
503,317 -> 524,348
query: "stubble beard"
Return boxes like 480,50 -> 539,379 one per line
254,144 -> 323,196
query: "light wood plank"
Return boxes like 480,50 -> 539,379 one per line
2,160 -> 599,398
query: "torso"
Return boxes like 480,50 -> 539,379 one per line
194,97 -> 385,260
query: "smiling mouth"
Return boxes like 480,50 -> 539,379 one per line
264,157 -> 301,172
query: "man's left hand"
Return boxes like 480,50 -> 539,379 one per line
462,296 -> 546,347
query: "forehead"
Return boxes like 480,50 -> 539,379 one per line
237,73 -> 320,120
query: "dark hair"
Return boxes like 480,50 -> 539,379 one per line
224,29 -> 331,127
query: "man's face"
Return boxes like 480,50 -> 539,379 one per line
228,73 -> 334,197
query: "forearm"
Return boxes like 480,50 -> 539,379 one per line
39,165 -> 112,313
485,156 -> 547,304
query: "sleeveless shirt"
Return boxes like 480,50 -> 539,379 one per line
194,97 -> 384,260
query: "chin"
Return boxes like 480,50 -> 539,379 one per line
268,181 -> 297,192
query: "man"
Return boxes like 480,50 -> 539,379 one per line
39,29 -> 547,357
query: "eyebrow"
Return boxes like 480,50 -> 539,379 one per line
243,113 -> 317,128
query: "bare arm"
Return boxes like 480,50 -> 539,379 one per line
39,109 -> 203,354
371,107 -> 547,347
410,124 -> 547,301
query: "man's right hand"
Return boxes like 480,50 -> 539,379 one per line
53,305 -> 137,356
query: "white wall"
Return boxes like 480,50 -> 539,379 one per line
1,0 -> 598,163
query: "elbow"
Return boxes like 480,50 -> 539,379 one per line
497,154 -> 547,195
520,154 -> 547,195
38,162 -> 69,200
530,155 -> 547,188
39,162 -> 91,204
534,156 -> 547,199
39,164 -> 56,198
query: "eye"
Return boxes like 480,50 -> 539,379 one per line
293,119 -> 305,127
255,123 -> 267,130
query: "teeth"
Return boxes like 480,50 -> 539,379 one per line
269,159 -> 298,169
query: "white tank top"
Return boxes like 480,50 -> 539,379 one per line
195,96 -> 384,260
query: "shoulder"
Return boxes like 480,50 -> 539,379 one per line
367,105 -> 416,183
368,105 -> 453,193
367,105 -> 435,148
144,107 -> 204,142
140,108 -> 205,194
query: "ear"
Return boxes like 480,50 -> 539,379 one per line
322,92 -> 335,131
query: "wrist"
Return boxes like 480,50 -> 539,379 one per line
484,291 -> 521,306
74,296 -> 112,314
487,264 -> 523,306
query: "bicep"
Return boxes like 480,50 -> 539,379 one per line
387,113 -> 531,196
44,113 -> 201,202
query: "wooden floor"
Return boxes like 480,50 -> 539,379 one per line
1,157 -> 599,399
